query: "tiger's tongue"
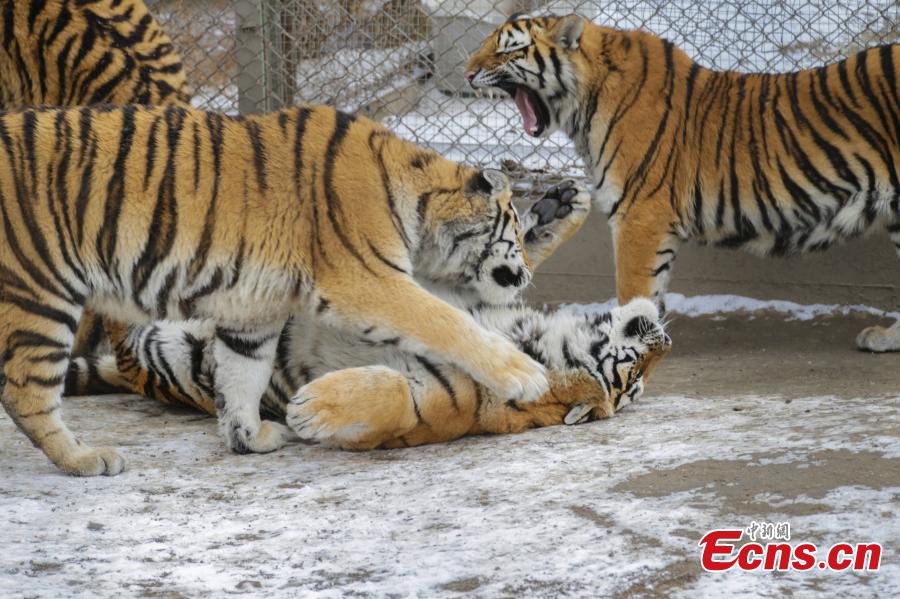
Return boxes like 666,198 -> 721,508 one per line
514,87 -> 539,136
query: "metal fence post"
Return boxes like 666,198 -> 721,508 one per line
260,1 -> 296,110
235,0 -> 267,113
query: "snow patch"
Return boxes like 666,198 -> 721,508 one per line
564,293 -> 900,322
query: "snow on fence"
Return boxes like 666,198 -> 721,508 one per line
151,0 -> 898,192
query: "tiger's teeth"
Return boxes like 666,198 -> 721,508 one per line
564,404 -> 594,425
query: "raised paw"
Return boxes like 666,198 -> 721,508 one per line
521,180 -> 591,267
59,446 -> 127,477
856,324 -> 900,353
226,420 -> 293,454
478,333 -> 549,403
524,180 -> 590,234
285,367 -> 417,450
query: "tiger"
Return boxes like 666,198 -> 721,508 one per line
0,103 -> 550,476
65,181 -> 672,449
0,0 -> 191,109
466,13 -> 900,352
0,0 -> 193,360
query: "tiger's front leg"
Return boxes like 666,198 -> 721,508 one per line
213,322 -> 294,453
318,275 -> 548,403
464,370 -> 614,439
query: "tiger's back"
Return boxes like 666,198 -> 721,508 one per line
0,0 -> 191,108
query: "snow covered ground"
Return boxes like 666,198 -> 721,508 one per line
567,292 -> 900,322
2,304 -> 899,597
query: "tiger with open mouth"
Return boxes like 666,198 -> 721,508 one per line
466,13 -> 900,352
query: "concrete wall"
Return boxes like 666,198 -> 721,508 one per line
526,210 -> 900,310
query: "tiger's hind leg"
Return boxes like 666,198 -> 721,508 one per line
285,366 -> 424,450
856,224 -> 900,352
612,199 -> 681,311
1,302 -> 126,476
856,321 -> 900,352
71,309 -> 108,357
102,318 -> 219,414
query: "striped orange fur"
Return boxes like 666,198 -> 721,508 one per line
0,104 -> 548,475
467,13 -> 900,351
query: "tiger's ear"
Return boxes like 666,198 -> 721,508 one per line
550,14 -> 585,51
467,168 -> 510,197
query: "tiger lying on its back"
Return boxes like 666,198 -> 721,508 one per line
0,104 -> 549,476
67,182 -> 672,449
467,14 -> 900,351
0,0 -> 191,108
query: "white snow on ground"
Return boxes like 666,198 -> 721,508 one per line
565,293 -> 900,322
1,390 -> 898,596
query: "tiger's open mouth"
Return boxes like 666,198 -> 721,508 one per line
466,71 -> 550,136
498,83 -> 550,137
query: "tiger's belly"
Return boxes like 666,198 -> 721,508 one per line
279,283 -> 482,400
697,187 -> 897,256
87,263 -> 302,325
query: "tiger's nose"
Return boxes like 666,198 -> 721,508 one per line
492,265 -> 528,288
465,70 -> 477,87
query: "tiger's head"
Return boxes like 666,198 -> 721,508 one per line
466,13 -> 598,138
415,166 -> 533,304
562,298 -> 671,423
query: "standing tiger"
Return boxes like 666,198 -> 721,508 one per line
0,0 -> 191,109
0,0 -> 193,360
0,103 -> 549,476
65,182 -> 671,449
466,14 -> 900,351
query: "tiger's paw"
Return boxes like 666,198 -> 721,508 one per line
856,324 -> 900,353
285,367 -> 417,450
226,420 -> 293,454
523,179 -> 591,239
477,333 -> 548,403
286,390 -> 373,449
58,446 -> 127,477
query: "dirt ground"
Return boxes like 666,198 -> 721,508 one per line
1,311 -> 898,597
653,311 -> 900,399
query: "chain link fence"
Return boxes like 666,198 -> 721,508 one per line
152,0 -> 899,192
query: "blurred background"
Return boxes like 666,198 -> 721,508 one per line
149,0 -> 899,307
